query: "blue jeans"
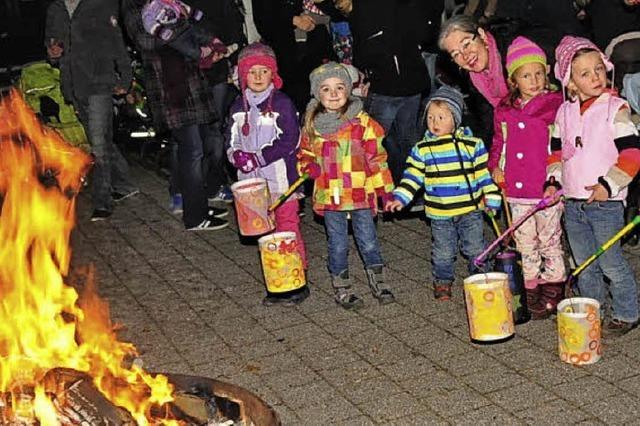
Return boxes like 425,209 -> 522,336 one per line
366,93 -> 422,184
324,209 -> 384,276
431,210 -> 486,284
172,124 -> 217,228
564,200 -> 639,322
76,94 -> 137,211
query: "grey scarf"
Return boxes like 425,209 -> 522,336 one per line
309,97 -> 363,135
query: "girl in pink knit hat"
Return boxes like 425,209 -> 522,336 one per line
488,36 -> 566,319
226,42 -> 309,306
546,35 -> 640,336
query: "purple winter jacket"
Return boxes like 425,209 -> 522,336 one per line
488,91 -> 563,200
226,90 -> 301,200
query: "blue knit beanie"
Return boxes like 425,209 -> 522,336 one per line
426,86 -> 464,129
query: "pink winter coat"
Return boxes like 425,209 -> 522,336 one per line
488,91 -> 563,200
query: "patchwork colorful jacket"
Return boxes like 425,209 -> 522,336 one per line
298,111 -> 394,214
393,127 -> 502,219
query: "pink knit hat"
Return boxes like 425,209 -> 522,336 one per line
554,35 -> 613,87
505,36 -> 547,78
237,42 -> 284,91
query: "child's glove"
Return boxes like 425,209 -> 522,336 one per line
302,162 -> 321,179
232,150 -> 260,173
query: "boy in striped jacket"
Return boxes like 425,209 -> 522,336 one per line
386,86 -> 501,300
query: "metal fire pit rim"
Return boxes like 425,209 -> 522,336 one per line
160,372 -> 281,426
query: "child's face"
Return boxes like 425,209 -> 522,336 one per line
427,102 -> 455,137
512,62 -> 547,102
246,65 -> 273,93
568,51 -> 608,101
318,77 -> 348,113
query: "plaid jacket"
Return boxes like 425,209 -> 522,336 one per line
298,111 -> 394,214
123,0 -> 217,131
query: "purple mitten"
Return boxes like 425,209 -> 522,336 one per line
232,150 -> 259,173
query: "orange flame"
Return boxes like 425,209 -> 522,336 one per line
0,89 -> 180,424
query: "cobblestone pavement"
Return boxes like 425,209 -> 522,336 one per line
70,164 -> 640,425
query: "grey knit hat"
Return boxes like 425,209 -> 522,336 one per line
426,85 -> 464,129
309,62 -> 353,100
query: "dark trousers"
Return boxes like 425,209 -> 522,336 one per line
171,123 -> 221,227
75,94 -> 136,211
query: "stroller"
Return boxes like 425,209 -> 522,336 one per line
17,61 -> 89,152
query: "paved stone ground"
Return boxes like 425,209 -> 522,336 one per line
70,163 -> 640,425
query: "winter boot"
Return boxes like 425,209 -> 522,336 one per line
540,283 -> 565,315
331,270 -> 364,310
525,286 -> 549,320
365,265 -> 395,305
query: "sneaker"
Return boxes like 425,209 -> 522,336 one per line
187,216 -> 229,231
169,193 -> 183,214
603,319 -> 638,337
90,209 -> 112,222
209,206 -> 229,218
112,189 -> 140,203
210,186 -> 234,204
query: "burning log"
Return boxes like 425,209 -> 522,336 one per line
43,368 -> 136,425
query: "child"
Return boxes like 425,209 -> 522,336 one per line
488,37 -> 566,319
141,0 -> 233,68
547,35 -> 640,336
298,62 -> 396,309
226,43 -> 309,306
385,86 -> 501,300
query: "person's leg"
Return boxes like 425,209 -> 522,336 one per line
587,201 -> 639,325
103,95 -> 137,198
81,94 -> 115,213
563,200 -> 605,305
200,123 -> 225,199
324,210 -> 362,308
431,217 -> 457,299
391,94 -> 422,183
351,209 -> 395,303
172,124 -> 210,228
366,93 -> 403,184
536,202 -> 566,283
510,203 -> 543,286
457,210 -> 486,275
275,199 -> 307,268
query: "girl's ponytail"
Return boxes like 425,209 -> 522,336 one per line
303,101 -> 325,141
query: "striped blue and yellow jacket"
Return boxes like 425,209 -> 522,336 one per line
393,127 -> 501,219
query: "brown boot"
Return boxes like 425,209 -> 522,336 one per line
526,287 -> 549,320
540,283 -> 565,316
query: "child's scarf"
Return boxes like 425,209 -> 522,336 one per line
469,32 -> 509,108
241,84 -> 278,152
309,97 -> 363,135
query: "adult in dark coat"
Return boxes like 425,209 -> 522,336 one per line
251,0 -> 337,113
45,0 -> 138,221
349,0 -> 430,184
122,0 -> 229,230
191,0 -> 247,198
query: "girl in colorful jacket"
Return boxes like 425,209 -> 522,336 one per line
546,36 -> 640,337
488,37 -> 565,319
386,86 -> 501,301
226,43 -> 309,307
298,62 -> 396,309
